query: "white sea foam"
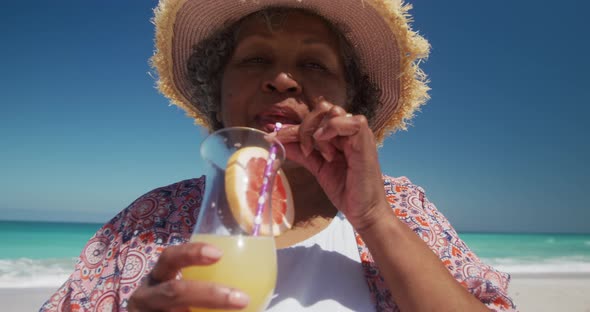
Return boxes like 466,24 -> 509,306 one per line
484,256 -> 590,274
2,255 -> 590,288
0,258 -> 76,288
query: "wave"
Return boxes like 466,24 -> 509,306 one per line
483,256 -> 590,274
2,255 -> 590,288
0,258 -> 76,288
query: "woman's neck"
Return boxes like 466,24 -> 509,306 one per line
275,165 -> 338,248
283,165 -> 338,226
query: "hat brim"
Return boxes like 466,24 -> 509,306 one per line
152,0 -> 430,143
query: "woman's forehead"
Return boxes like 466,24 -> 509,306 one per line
234,10 -> 342,48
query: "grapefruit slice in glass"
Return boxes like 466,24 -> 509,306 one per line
225,146 -> 294,236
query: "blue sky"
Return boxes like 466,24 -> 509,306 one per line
1,0 -> 588,233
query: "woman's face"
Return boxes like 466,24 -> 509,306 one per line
219,11 -> 348,131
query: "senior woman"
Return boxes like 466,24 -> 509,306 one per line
41,0 -> 516,311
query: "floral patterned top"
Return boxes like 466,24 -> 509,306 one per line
40,175 -> 517,311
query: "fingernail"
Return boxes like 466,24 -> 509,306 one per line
320,151 -> 332,162
228,290 -> 250,307
264,132 -> 277,143
201,245 -> 223,260
313,128 -> 324,140
301,143 -> 312,157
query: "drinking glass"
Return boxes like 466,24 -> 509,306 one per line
181,127 -> 286,312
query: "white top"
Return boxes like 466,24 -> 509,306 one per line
266,213 -> 374,311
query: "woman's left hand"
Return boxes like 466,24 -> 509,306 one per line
273,97 -> 389,231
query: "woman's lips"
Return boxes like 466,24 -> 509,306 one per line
260,122 -> 281,133
255,108 -> 302,132
257,117 -> 298,132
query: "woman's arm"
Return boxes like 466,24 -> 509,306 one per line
357,205 -> 492,312
275,100 -> 515,311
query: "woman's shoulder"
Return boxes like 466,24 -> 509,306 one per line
376,174 -> 515,310
105,176 -> 207,241
133,176 -> 206,207
138,176 -> 207,201
125,176 -> 206,217
381,174 -> 427,196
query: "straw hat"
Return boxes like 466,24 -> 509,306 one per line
151,0 -> 430,143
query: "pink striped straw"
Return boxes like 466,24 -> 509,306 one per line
252,122 -> 283,236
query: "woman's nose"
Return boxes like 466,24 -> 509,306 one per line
262,72 -> 302,94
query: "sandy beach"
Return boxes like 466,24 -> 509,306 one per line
507,273 -> 590,312
1,287 -> 55,311
2,274 -> 589,311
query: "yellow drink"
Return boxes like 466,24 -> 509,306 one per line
181,234 -> 277,312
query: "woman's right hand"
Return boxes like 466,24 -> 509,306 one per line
128,242 -> 250,312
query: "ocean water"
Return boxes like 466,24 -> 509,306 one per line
1,220 -> 589,288
0,221 -> 101,288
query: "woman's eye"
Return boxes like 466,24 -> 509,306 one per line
302,62 -> 328,71
240,57 -> 268,64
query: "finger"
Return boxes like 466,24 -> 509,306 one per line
313,114 -> 365,142
130,279 -> 249,311
268,125 -> 301,144
324,105 -> 347,119
299,98 -> 333,156
282,142 -> 325,175
314,140 -> 337,162
150,243 -> 223,283
313,106 -> 348,162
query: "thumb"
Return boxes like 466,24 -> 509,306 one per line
283,142 -> 323,175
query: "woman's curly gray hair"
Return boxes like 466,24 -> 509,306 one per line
187,8 -> 380,131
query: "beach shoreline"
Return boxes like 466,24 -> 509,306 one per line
3,273 -> 590,311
